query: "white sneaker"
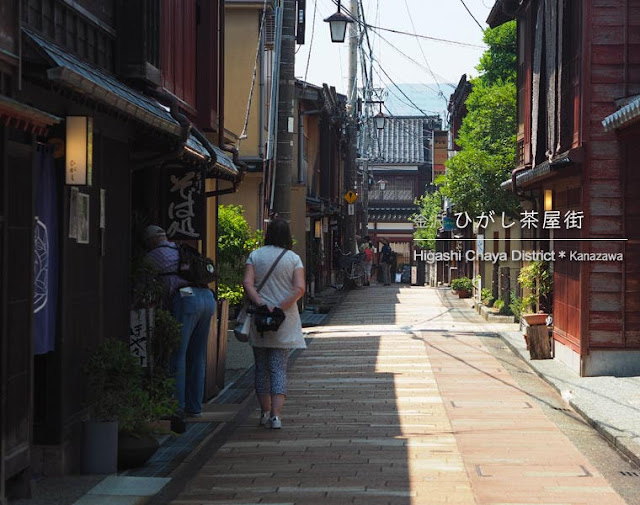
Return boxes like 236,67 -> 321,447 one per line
259,412 -> 270,426
270,416 -> 282,429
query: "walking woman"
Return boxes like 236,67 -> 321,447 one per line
242,219 -> 306,429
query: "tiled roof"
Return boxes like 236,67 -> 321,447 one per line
359,116 -> 441,165
602,96 -> 640,132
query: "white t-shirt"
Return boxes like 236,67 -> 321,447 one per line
246,245 -> 306,349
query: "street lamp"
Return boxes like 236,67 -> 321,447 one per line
365,100 -> 385,130
323,0 -> 353,43
377,179 -> 388,191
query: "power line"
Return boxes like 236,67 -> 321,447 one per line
374,61 -> 429,115
303,0 -> 318,81
329,0 -> 486,48
367,22 -> 485,48
239,0 -> 269,143
370,29 -> 453,95
402,0 -> 443,99
458,0 -> 485,32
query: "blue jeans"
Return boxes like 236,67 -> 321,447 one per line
170,287 -> 216,414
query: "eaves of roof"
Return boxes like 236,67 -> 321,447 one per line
24,27 -> 240,180
602,96 -> 640,132
0,94 -> 62,135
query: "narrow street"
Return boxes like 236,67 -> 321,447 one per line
170,286 -> 639,505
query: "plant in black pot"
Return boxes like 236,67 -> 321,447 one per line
83,338 -> 142,474
84,336 -> 179,472
116,372 -> 176,470
117,309 -> 182,470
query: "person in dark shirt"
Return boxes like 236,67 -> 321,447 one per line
380,239 -> 392,286
144,225 -> 215,422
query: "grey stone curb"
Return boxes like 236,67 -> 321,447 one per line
494,329 -> 640,470
150,390 -> 257,505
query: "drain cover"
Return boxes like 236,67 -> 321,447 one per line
619,471 -> 640,477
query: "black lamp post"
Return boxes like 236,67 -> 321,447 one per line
324,0 -> 354,43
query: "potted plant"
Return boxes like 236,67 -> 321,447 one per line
518,261 -> 553,357
83,339 -> 142,474
117,309 -> 181,469
451,277 -> 473,298
83,335 -> 179,473
518,260 -> 553,324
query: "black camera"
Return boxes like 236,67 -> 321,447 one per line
252,305 -> 286,333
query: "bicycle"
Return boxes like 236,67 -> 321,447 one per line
332,247 -> 365,290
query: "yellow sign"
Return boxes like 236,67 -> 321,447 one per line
344,190 -> 357,204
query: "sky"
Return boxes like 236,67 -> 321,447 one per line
294,0 -> 495,119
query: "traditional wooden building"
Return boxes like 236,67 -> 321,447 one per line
1,0 -> 240,498
295,81 -> 348,296
362,116 -> 441,268
490,0 -> 640,376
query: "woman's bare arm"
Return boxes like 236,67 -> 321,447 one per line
279,268 -> 305,310
242,264 -> 266,306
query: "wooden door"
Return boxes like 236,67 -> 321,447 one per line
1,136 -> 35,500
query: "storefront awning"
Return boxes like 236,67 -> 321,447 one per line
23,27 -> 240,181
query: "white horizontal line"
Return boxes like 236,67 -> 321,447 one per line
414,238 -> 630,241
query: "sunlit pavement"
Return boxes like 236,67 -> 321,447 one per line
170,285 -> 628,505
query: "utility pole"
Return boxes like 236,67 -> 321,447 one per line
345,0 -> 359,253
273,0 -> 296,221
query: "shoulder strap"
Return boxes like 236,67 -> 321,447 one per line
256,248 -> 288,293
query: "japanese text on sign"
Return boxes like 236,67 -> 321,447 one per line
166,168 -> 204,240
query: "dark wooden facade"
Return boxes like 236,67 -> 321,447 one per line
297,81 -> 347,294
490,0 -> 640,375
1,0 -> 235,498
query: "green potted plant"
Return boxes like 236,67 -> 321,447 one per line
83,333 -> 180,473
83,339 -> 142,474
451,276 -> 473,298
518,260 -> 553,326
481,287 -> 495,307
117,309 -> 181,469
518,261 -> 553,356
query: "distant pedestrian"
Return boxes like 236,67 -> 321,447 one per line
361,238 -> 374,286
380,239 -> 392,286
144,225 -> 216,427
243,219 -> 306,429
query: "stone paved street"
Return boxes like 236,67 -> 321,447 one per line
170,286 -> 631,505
